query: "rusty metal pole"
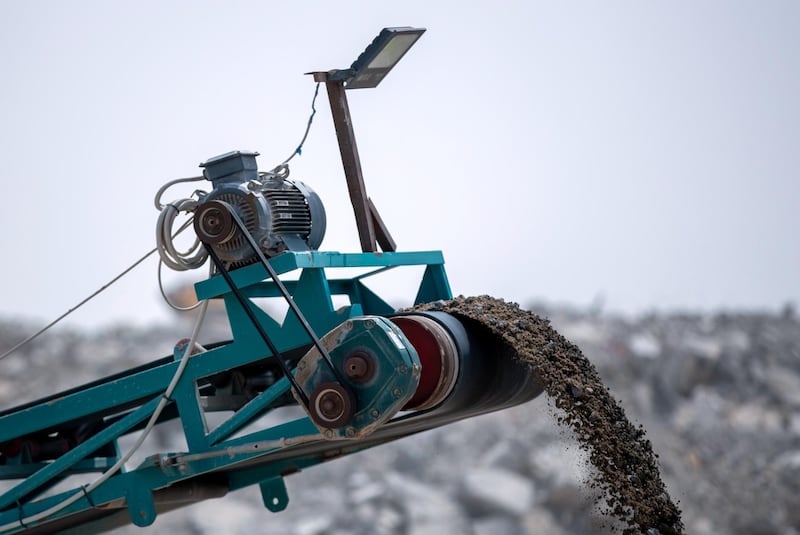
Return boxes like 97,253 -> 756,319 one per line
313,73 -> 377,252
309,71 -> 397,252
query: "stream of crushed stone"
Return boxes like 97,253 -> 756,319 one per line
415,295 -> 684,535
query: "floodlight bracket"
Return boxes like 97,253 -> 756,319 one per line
326,69 -> 355,83
305,27 -> 424,254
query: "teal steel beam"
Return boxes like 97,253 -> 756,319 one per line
0,364 -> 173,444
0,458 -> 118,480
0,396 -> 160,511
195,250 -> 446,300
206,376 -> 291,445
0,342 -> 264,443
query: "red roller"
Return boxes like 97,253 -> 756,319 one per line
391,315 -> 459,411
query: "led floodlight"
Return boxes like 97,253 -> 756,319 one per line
335,27 -> 426,89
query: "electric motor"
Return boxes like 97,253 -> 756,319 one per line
195,151 -> 326,267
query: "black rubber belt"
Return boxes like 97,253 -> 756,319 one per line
198,200 -> 349,406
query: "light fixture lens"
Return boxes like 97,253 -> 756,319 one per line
344,27 -> 426,89
367,33 -> 422,69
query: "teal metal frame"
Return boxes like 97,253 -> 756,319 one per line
0,250 -> 451,533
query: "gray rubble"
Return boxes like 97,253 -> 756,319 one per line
0,302 -> 798,534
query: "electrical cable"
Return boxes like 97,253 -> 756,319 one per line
157,259 -> 203,312
153,175 -> 212,309
0,248 -> 156,363
0,297 -> 210,532
268,82 -> 321,177
0,216 -> 199,363
155,201 -> 206,272
154,175 -> 205,211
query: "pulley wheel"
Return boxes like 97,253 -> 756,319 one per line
194,200 -> 236,245
308,382 -> 355,428
391,315 -> 460,411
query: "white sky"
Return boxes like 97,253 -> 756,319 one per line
0,1 -> 798,329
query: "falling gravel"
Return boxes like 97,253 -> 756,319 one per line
416,295 -> 684,535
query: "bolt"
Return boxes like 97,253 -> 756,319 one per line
345,427 -> 356,438
369,408 -> 380,418
392,387 -> 403,398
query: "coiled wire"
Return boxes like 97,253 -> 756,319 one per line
154,175 -> 207,271
155,198 -> 206,272
154,176 -> 210,311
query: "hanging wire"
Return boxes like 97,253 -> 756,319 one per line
155,200 -> 206,272
157,259 -> 204,312
154,175 -> 205,211
0,248 -> 157,363
0,217 -> 197,363
154,176 -> 211,310
267,82 -> 321,177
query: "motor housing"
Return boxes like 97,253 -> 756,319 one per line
197,151 -> 326,266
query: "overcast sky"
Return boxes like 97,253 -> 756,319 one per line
0,1 -> 798,330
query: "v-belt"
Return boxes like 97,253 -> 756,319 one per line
197,199 -> 349,411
